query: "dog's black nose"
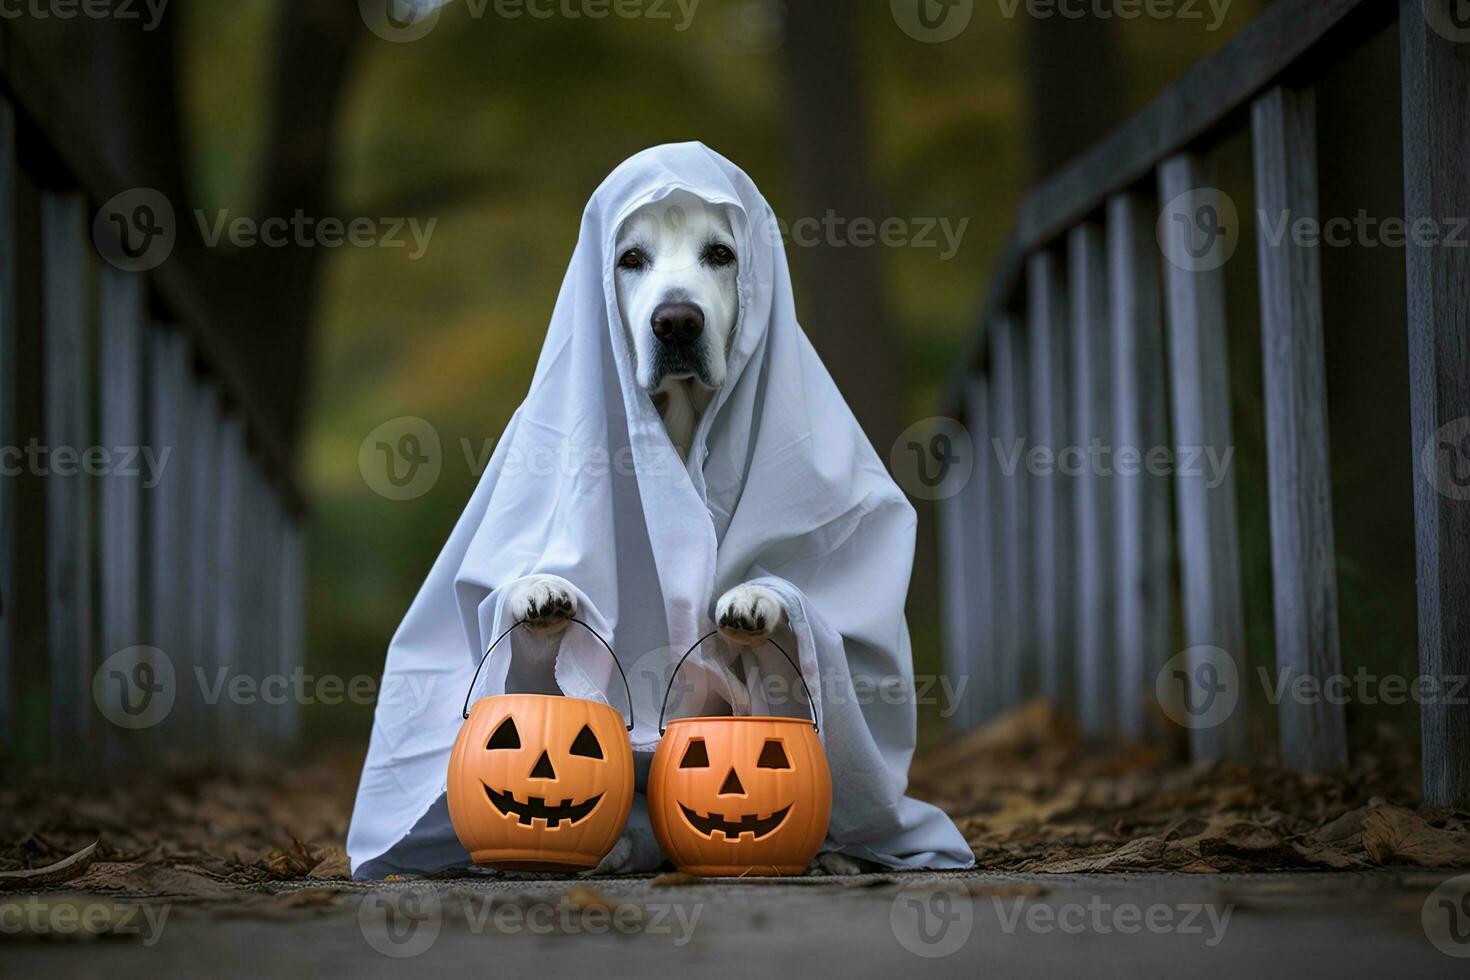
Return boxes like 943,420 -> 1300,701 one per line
651,302 -> 704,344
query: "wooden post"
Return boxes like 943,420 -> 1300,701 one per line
280,515 -> 306,747
1158,153 -> 1250,762
1107,191 -> 1174,742
42,193 -> 97,768
1069,221 -> 1116,738
99,266 -> 149,764
1400,0 -> 1470,806
214,412 -> 247,744
1251,85 -> 1349,771
964,377 -> 996,726
186,379 -> 222,751
939,464 -> 973,729
1027,252 -> 1072,713
148,326 -> 192,753
0,97 -> 16,753
989,315 -> 1030,713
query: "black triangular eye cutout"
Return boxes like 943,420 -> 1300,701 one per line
486,716 -> 520,750
757,739 -> 790,769
569,724 -> 603,759
680,739 -> 709,768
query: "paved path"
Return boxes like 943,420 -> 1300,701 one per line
6,870 -> 1470,978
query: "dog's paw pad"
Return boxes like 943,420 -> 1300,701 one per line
510,576 -> 577,634
716,585 -> 783,646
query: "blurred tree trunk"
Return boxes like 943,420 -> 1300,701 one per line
781,2 -> 900,453
220,0 -> 364,452
71,0 -> 363,456
1024,13 -> 1124,179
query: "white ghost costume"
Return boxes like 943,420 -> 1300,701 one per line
346,142 -> 973,877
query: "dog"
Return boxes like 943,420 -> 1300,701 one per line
507,189 -> 782,647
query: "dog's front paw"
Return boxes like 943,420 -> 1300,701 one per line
508,574 -> 578,635
716,584 -> 784,646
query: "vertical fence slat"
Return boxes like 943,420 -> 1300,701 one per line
148,326 -> 192,753
1069,221 -> 1115,738
186,380 -> 221,751
214,412 -> 247,743
1108,190 -> 1174,741
939,468 -> 972,729
99,266 -> 147,762
280,514 -> 305,746
964,377 -> 996,727
990,314 -> 1030,713
243,457 -> 267,745
1251,85 -> 1348,771
42,193 -> 96,766
0,97 -> 16,752
1400,0 -> 1470,806
1158,153 -> 1249,762
1027,253 -> 1072,713
261,486 -> 286,750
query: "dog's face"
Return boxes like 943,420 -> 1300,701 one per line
613,190 -> 740,393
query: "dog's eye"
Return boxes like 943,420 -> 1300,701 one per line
617,248 -> 646,270
703,243 -> 736,267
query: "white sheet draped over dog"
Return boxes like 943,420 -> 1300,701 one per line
347,142 -> 973,877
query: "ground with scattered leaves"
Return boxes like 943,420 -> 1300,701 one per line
3,702 -> 1469,915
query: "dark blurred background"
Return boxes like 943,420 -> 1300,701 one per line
13,0 -> 1422,756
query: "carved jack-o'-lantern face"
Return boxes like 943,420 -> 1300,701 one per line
448,694 -> 634,871
649,716 -> 831,876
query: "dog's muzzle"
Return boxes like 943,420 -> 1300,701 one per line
650,301 -> 713,386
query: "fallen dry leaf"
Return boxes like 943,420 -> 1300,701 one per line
0,842 -> 97,890
1361,806 -> 1470,867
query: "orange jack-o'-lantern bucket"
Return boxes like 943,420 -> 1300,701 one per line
448,619 -> 635,872
648,632 -> 831,877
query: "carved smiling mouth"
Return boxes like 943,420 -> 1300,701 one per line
679,803 -> 790,840
483,784 -> 603,828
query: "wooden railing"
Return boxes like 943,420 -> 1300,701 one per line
938,0 -> 1470,805
0,30 -> 306,770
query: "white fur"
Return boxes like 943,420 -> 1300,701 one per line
715,583 -> 785,646
613,189 -> 739,458
512,193 -> 781,641
506,573 -> 577,634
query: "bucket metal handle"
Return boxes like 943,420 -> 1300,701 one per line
657,631 -> 818,735
461,617 -> 634,731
